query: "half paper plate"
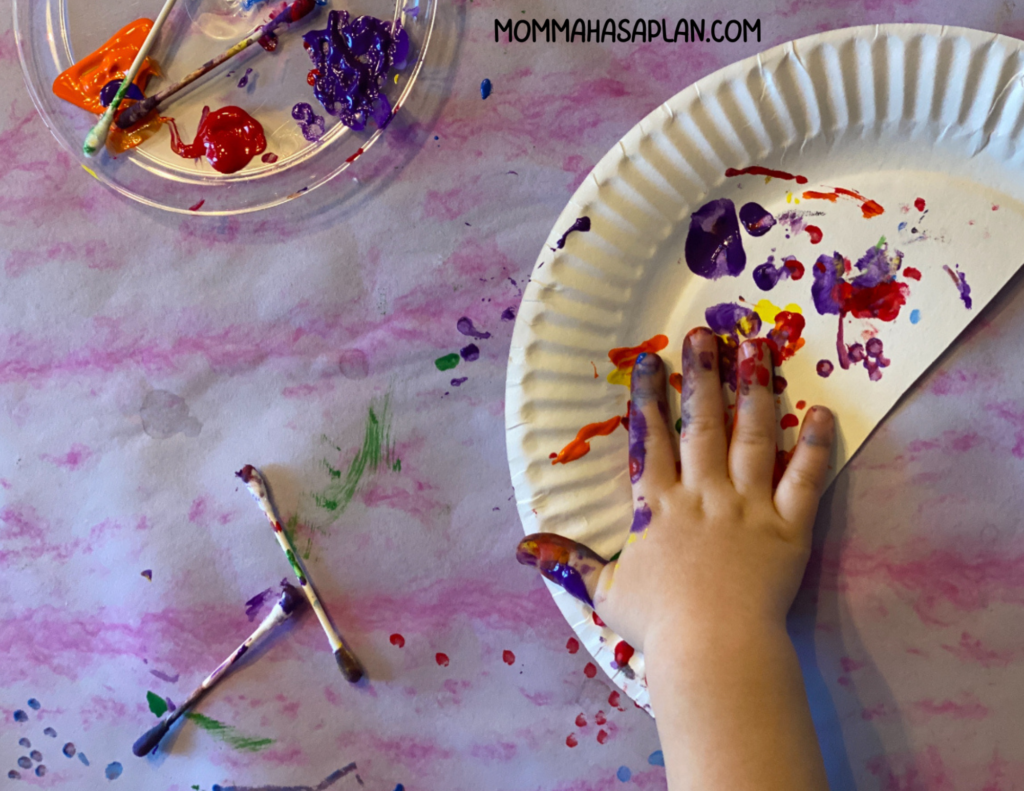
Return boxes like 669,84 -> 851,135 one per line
506,24 -> 1024,713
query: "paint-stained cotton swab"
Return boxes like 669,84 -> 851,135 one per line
236,465 -> 365,684
132,584 -> 303,757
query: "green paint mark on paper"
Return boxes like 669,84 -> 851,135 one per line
876,235 -> 886,249
185,712 -> 274,752
313,391 -> 399,515
435,353 -> 459,371
147,691 -> 169,718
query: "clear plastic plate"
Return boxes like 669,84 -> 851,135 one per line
14,0 -> 436,214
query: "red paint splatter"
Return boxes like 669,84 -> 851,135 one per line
773,375 -> 788,395
668,372 -> 683,394
188,199 -> 205,212
435,652 -> 450,667
597,729 -> 609,744
613,641 -> 634,667
766,311 -> 806,365
592,612 -> 606,627
780,413 -> 799,430
346,147 -> 365,164
914,198 -> 926,212
307,69 -> 320,86
550,416 -> 622,464
595,710 -> 607,725
904,267 -> 922,281
389,633 -> 405,648
575,713 -> 587,727
784,258 -> 805,280
502,650 -> 515,665
591,361 -> 598,379
993,204 -> 999,211
802,187 -> 884,218
566,637 -> 580,654
806,225 -> 823,244
565,734 -> 578,748
166,106 -> 267,174
839,280 -> 908,321
796,400 -> 807,410
608,691 -> 622,709
725,166 -> 808,185
583,662 -> 597,678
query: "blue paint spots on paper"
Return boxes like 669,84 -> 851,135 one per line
27,699 -> 40,710
648,749 -> 665,766
13,710 -> 27,722
480,78 -> 492,99
63,743 -> 76,758
17,757 -> 31,768
18,738 -> 30,748
78,752 -> 90,766
910,309 -> 921,324
43,727 -> 56,737
105,761 -> 123,780
8,770 -> 20,780
29,750 -> 41,762
34,765 -> 46,777
617,765 -> 632,782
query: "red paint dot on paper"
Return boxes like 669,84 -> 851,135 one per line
592,612 -> 606,627
595,710 -> 607,725
796,400 -> 807,410
780,414 -> 799,430
903,267 -> 922,281
597,729 -> 609,744
914,197 -> 926,212
566,734 -> 578,748
502,650 -> 515,665
584,662 -> 597,678
613,641 -> 634,667
993,204 -> 1000,211
575,713 -> 587,728
566,637 -> 580,654
435,653 -> 450,667
608,691 -> 621,709
806,225 -> 823,244
549,452 -> 557,459
389,633 -> 405,648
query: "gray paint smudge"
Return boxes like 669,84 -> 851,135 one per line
141,391 -> 202,439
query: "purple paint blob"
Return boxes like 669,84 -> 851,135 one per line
105,761 -> 123,780
27,699 -> 40,710
554,216 -> 591,249
752,256 -> 780,290
460,344 -> 479,362
685,198 -> 746,279
738,202 -> 776,236
62,743 -> 75,758
816,360 -> 834,377
244,587 -> 275,622
851,244 -> 902,289
99,79 -> 144,108
501,307 -> 516,321
944,264 -> 973,308
456,317 -> 491,339
629,502 -> 653,533
237,67 -> 253,88
149,669 -> 179,683
450,377 -> 468,386
542,562 -> 593,608
303,11 -> 408,131
292,102 -> 326,142
13,710 -> 27,722
705,303 -> 761,341
628,402 -> 647,485
42,727 -> 56,738
811,252 -> 845,315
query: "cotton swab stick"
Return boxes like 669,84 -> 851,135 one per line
236,465 -> 365,684
83,0 -> 179,157
116,0 -> 317,130
132,584 -> 303,757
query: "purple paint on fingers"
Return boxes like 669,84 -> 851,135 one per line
629,503 -> 652,533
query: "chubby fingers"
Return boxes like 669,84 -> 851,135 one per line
628,352 -> 678,496
516,533 -> 607,608
679,327 -> 728,488
729,339 -> 778,497
774,406 -> 835,535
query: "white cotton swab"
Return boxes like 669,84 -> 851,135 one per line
83,0 -> 178,157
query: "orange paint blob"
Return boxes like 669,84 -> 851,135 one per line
550,415 -> 622,465
105,110 -> 165,156
668,372 -> 683,394
608,334 -> 669,370
52,19 -> 157,114
801,187 -> 884,219
796,400 -> 807,410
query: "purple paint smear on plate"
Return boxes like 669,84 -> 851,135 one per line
685,198 -> 746,279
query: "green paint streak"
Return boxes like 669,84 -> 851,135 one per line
185,712 -> 275,753
146,691 -> 168,718
609,550 -> 622,562
876,235 -> 886,249
285,548 -> 307,584
674,418 -> 682,433
435,353 -> 460,371
312,392 -> 397,515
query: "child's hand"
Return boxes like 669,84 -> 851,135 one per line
516,326 -> 835,655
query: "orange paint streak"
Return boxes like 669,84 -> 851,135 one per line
52,19 -> 157,115
668,372 -> 682,394
105,110 -> 165,155
607,334 -> 669,382
591,361 -> 598,379
550,416 -> 622,464
801,187 -> 884,219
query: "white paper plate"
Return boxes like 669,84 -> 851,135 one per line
506,23 -> 1024,712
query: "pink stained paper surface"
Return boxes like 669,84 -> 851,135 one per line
3,2 -> 1024,790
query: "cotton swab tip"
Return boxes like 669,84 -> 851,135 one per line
334,646 -> 365,684
132,720 -> 171,757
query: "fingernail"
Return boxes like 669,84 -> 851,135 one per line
635,352 -> 659,371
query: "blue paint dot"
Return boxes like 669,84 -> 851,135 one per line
17,757 -> 31,769
34,765 -> 46,777
898,221 -> 907,231
616,765 -> 632,782
8,770 -> 20,780
394,786 -> 405,791
105,761 -> 123,780
13,710 -> 28,722
648,749 -> 665,766
18,738 -> 30,748
480,78 -> 492,100
43,727 -> 56,737
27,699 -> 40,710
910,309 -> 921,324
63,743 -> 76,758
78,752 -> 90,766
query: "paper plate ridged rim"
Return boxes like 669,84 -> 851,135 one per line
505,23 -> 1024,713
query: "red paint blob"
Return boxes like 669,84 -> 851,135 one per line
502,650 -> 516,665
796,400 -> 807,410
613,641 -> 634,667
188,199 -> 205,212
566,637 -> 580,654
389,633 -> 405,648
595,710 -> 607,725
592,612 -> 606,628
166,106 -> 267,174
575,713 -> 587,727
780,413 -> 799,430
583,662 -> 597,678
784,258 -> 805,280
806,225 -> 823,244
903,267 -> 922,281
608,691 -> 622,709
307,69 -> 320,86
725,165 -> 808,185
914,197 -> 926,212
597,729 -> 609,744
566,734 -> 578,748
345,147 -> 365,164
435,652 -> 450,667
